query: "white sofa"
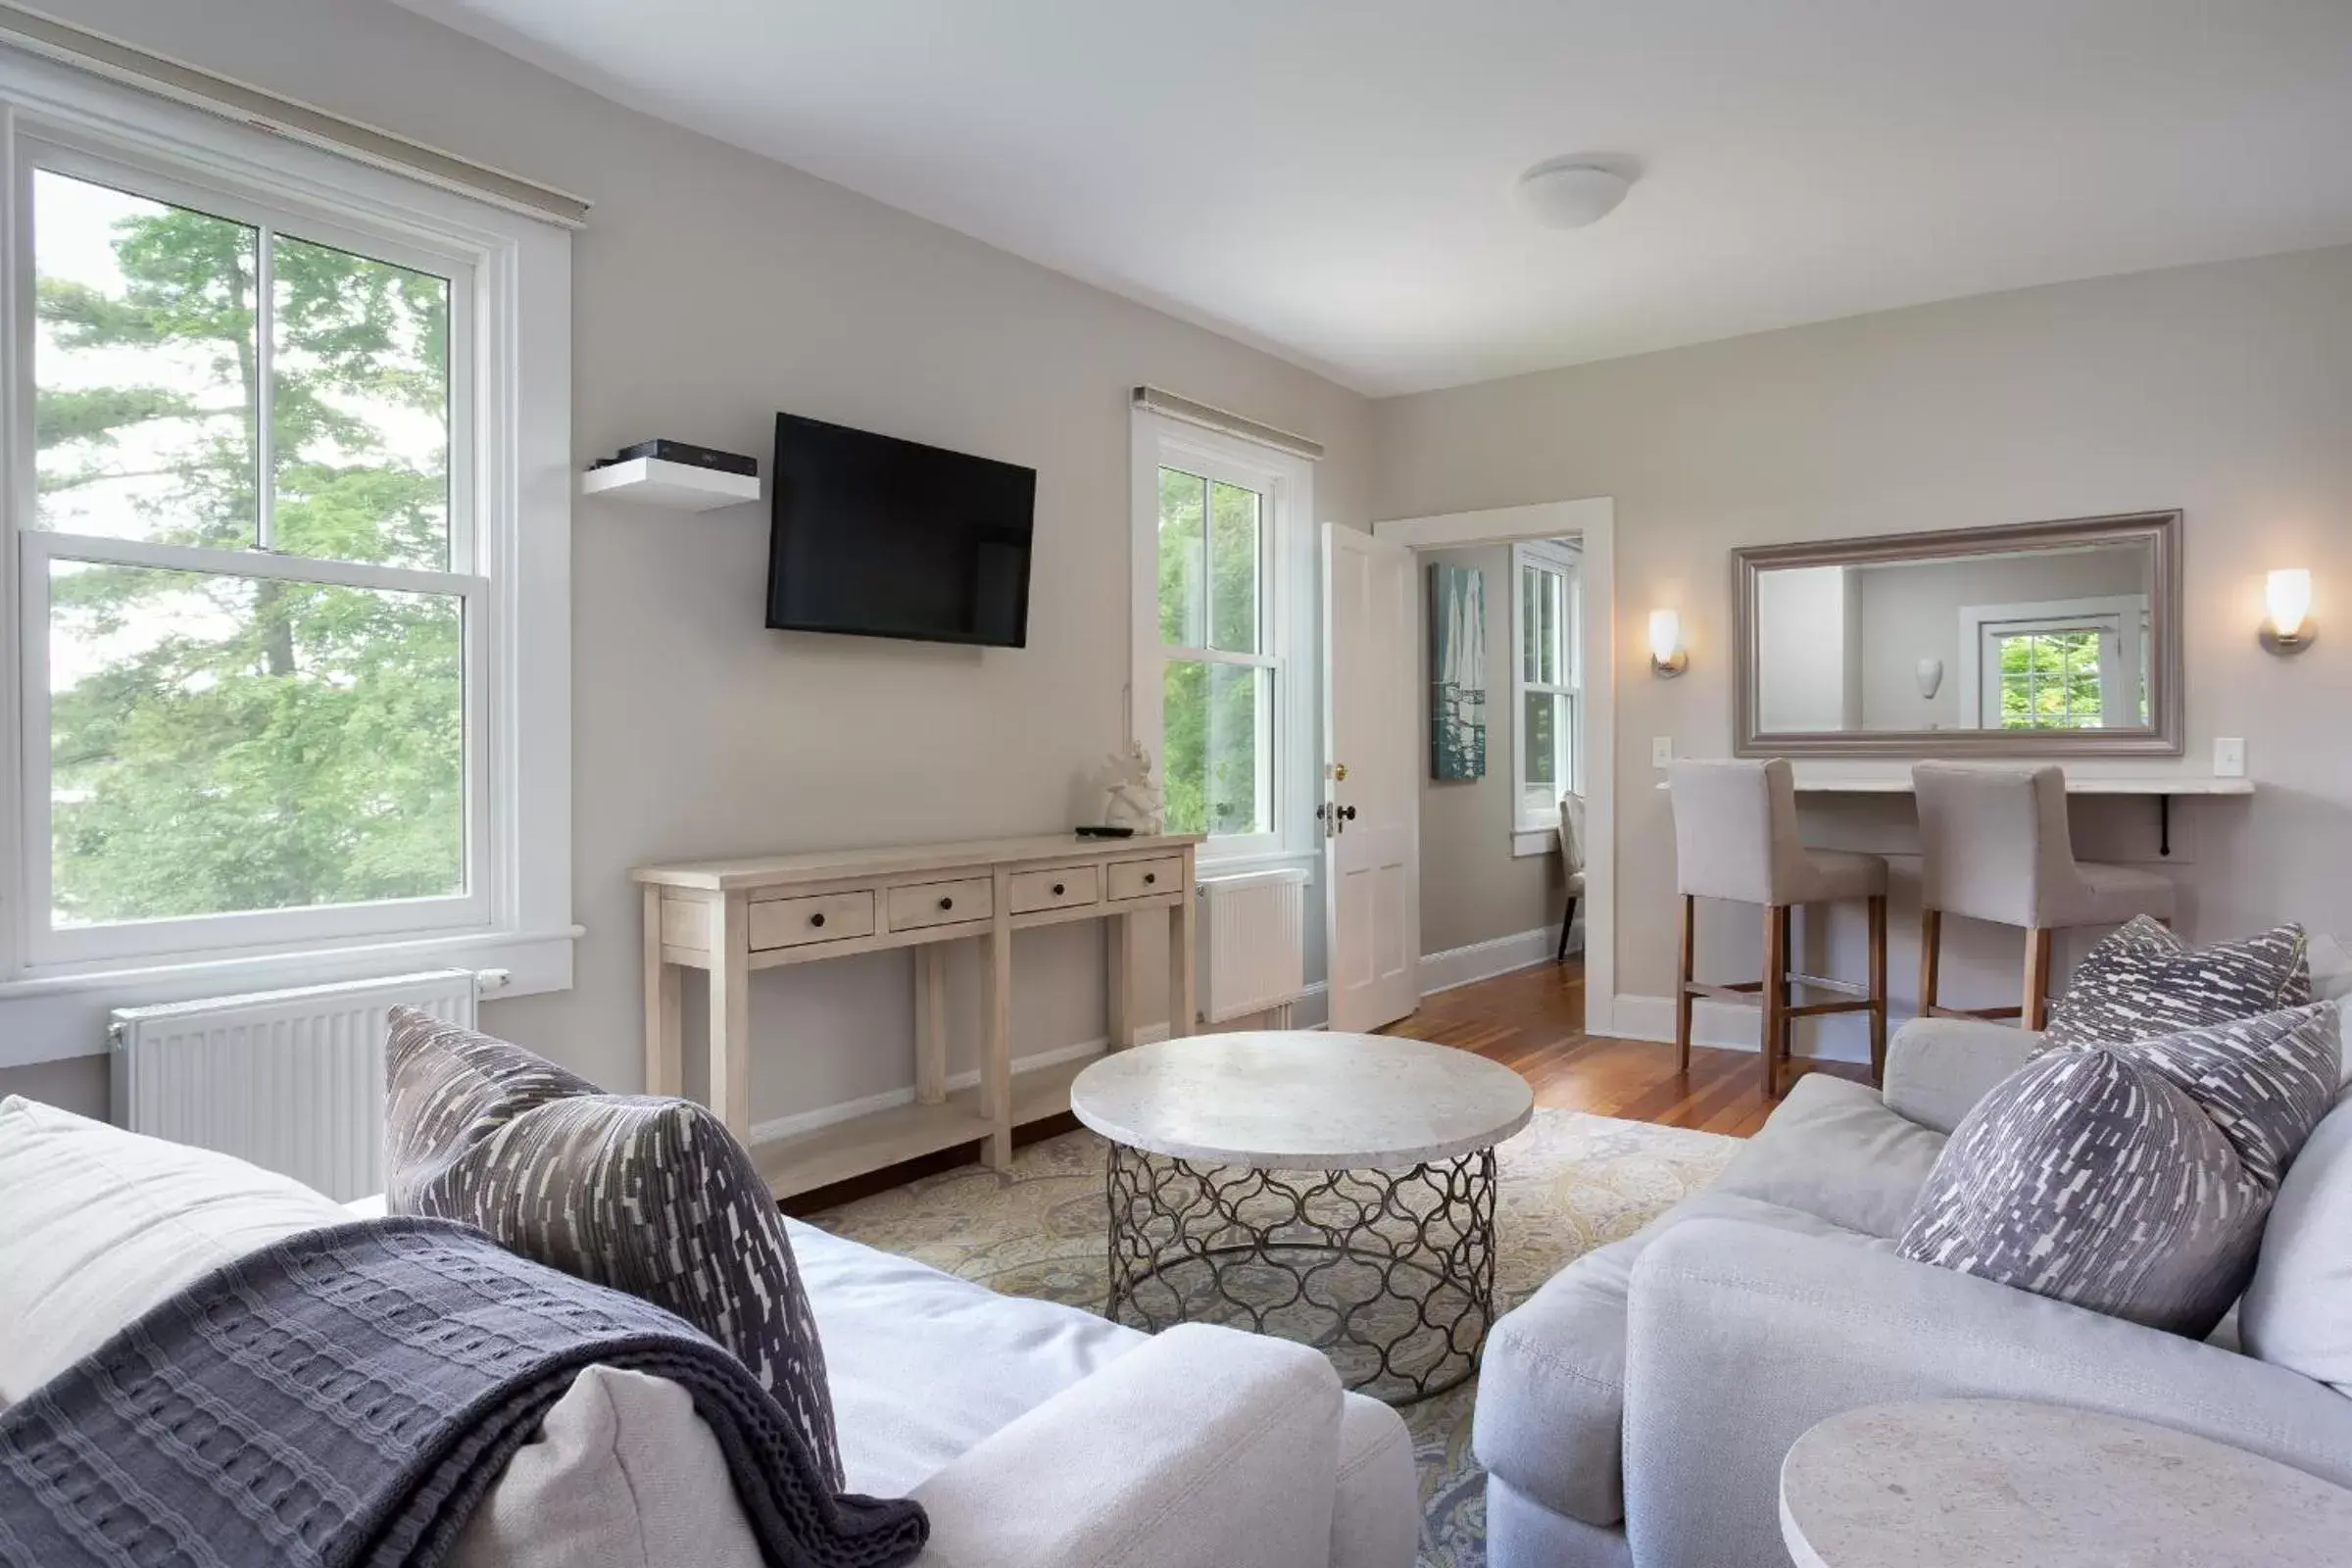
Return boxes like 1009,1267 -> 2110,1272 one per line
0,1098 -> 1418,1568
787,1214 -> 1418,1568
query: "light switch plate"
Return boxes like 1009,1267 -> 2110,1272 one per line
1651,736 -> 1675,767
2214,737 -> 2246,778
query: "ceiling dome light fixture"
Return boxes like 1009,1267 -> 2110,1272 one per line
1514,156 -> 1635,230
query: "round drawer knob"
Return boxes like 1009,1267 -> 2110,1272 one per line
1143,872 -> 1156,885
939,897 -> 955,910
809,912 -> 826,928
1052,882 -> 1066,896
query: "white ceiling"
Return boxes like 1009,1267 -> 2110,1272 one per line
397,0 -> 2352,396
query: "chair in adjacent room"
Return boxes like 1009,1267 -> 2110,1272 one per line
1912,761 -> 2175,1031
1668,759 -> 1890,1094
1555,792 -> 1587,960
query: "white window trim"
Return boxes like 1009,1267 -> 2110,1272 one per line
1955,594 -> 2147,731
0,45 -> 571,1053
1508,538 -> 1583,838
1129,410 -> 1316,872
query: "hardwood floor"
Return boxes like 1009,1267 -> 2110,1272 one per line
791,956 -> 1858,1210
1384,957 -> 1866,1138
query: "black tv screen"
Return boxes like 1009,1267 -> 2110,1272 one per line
765,412 -> 1036,647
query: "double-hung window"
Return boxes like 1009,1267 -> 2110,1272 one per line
1,52 -> 572,996
1134,412 -> 1312,865
1510,540 -> 1582,834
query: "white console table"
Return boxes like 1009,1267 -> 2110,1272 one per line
636,833 -> 1201,1199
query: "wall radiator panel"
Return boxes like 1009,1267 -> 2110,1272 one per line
111,970 -> 478,1202
1199,868 -> 1309,1026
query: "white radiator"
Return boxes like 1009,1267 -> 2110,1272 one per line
110,969 -> 479,1201
1199,868 -> 1310,1026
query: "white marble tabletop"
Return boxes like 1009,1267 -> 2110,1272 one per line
1069,1031 -> 1534,1171
1781,1398 -> 2352,1568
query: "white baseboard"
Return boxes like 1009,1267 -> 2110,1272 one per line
751,1036 -> 1109,1145
1419,927 -> 1558,997
1608,993 -> 1882,1065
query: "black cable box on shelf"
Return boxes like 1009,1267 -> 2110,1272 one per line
613,438 -> 759,477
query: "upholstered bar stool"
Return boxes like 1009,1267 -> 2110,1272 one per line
1668,759 -> 1890,1096
1912,762 -> 2176,1031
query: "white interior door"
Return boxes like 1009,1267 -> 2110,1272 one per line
1323,523 -> 1419,1033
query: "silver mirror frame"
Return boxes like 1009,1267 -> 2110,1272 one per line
1732,510 -> 2184,759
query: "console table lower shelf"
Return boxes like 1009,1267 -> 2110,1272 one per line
635,832 -> 1202,1200
751,1054 -> 1095,1200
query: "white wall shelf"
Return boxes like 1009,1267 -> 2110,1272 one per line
580,456 -> 760,512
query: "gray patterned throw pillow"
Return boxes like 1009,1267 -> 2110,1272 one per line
1897,1002 -> 2341,1337
384,1008 -> 845,1490
2044,916 -> 2310,1048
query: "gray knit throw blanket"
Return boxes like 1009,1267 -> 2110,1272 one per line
0,1218 -> 927,1568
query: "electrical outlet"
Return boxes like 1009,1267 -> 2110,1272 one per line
1651,736 -> 1675,767
2214,737 -> 2246,778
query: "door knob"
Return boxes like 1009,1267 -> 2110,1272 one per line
1338,806 -> 1358,821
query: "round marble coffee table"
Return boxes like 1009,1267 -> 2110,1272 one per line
1069,1031 -> 1534,1403
1781,1398 -> 2352,1568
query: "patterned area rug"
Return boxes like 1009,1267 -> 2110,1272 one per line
807,1107 -> 1740,1567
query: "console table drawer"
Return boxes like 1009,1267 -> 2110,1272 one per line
1008,864 -> 1100,915
887,877 -> 994,932
1106,856 -> 1184,902
749,890 -> 876,951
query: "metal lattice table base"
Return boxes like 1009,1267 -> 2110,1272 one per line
1102,1143 -> 1499,1404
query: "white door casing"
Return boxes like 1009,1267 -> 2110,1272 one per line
1323,523 -> 1420,1032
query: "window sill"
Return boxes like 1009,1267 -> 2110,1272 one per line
1510,830 -> 1557,859
0,924 -> 579,1068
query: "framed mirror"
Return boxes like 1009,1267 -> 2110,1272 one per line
1733,511 -> 2182,758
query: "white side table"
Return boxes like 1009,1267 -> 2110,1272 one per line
1781,1398 -> 2352,1568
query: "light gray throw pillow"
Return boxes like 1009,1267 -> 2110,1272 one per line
2240,1099 -> 2352,1394
1898,1002 -> 2340,1337
2043,916 -> 2310,1049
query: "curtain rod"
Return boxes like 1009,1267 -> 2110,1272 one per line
0,2 -> 591,228
1132,386 -> 1325,462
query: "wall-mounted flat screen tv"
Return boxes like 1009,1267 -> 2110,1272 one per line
765,412 -> 1036,647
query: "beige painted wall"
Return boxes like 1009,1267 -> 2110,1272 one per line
1373,244 -> 2352,1030
1418,546 -> 1560,956
3,0 -> 1374,1122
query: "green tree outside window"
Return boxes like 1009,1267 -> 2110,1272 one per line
35,171 -> 464,927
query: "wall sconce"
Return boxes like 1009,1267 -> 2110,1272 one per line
2260,568 -> 2316,656
1648,608 -> 1688,677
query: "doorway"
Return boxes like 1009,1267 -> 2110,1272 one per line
1361,501 -> 1618,1037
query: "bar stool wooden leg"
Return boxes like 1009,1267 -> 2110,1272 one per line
1867,894 -> 1888,1086
1675,894 -> 1696,1073
1763,904 -> 1790,1098
1918,908 -> 1942,1017
2023,927 -> 2053,1032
